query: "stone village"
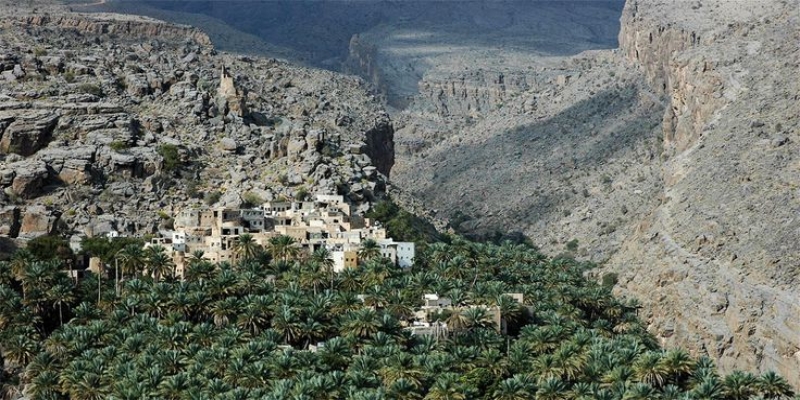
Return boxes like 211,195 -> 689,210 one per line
92,193 -> 526,338
144,193 -> 415,278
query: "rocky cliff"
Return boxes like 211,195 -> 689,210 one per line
18,13 -> 212,45
0,7 -> 394,247
389,0 -> 800,384
608,0 -> 800,384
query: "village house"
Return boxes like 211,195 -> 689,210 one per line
150,194 -> 414,278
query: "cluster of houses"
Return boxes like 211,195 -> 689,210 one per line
405,292 -> 525,337
144,194 -> 415,278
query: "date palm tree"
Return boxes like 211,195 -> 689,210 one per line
341,308 -> 381,340
632,351 -> 668,388
233,233 -> 261,262
118,244 -> 146,282
492,377 -> 532,400
722,371 -> 758,400
271,305 -> 301,345
425,373 -> 467,400
146,246 -> 175,281
269,235 -> 299,263
358,239 -> 382,263
756,371 -> 794,399
311,247 -> 336,287
48,283 -> 74,326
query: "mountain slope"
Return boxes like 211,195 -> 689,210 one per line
0,4 -> 393,244
606,0 -> 800,383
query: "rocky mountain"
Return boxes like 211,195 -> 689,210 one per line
4,0 -> 799,387
392,0 -> 800,384
607,0 -> 800,384
0,3 -> 393,246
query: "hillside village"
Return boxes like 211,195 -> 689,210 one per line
143,193 -> 414,278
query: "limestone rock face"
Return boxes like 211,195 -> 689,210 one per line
8,160 -> 48,199
216,66 -> 248,118
0,206 -> 20,237
380,0 -> 799,385
606,0 -> 800,385
19,206 -> 60,238
0,112 -> 59,156
0,7 -> 394,244
363,119 -> 394,178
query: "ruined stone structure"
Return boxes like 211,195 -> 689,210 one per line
216,65 -> 248,118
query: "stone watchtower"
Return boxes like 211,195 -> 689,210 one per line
216,66 -> 248,118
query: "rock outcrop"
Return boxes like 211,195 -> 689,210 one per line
0,6 -> 395,248
388,0 -> 800,384
17,13 -> 212,46
606,0 -> 800,384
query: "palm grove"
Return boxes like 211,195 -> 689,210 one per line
0,224 -> 795,399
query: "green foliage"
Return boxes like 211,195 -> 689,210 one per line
186,180 -> 200,199
33,46 -> 47,57
63,71 -> 75,83
601,272 -> 619,287
77,83 -> 104,97
157,144 -> 181,172
109,140 -> 129,152
242,191 -> 264,208
366,199 -> 442,244
79,236 -> 144,262
204,191 -> 222,206
0,238 -> 792,400
278,173 -> 289,185
565,239 -> 579,252
294,187 -> 309,201
26,235 -> 73,261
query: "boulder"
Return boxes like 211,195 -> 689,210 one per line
287,137 -> 307,161
58,159 -> 92,185
19,206 -> 60,238
0,112 -> 59,156
125,73 -> 151,96
348,143 -> 364,154
9,160 -> 49,199
0,206 -> 21,237
220,137 -> 238,152
0,169 -> 15,186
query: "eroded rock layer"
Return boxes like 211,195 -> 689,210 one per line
0,7 -> 393,244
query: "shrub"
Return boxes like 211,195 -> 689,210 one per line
278,173 -> 289,185
33,47 -> 47,57
77,83 -> 104,97
242,191 -> 264,208
186,181 -> 200,199
601,272 -> 619,287
366,198 -> 441,244
294,187 -> 309,201
80,236 -> 144,262
109,141 -> 129,152
64,71 -> 76,83
158,144 -> 181,172
204,191 -> 222,206
27,235 -> 72,261
565,239 -> 579,252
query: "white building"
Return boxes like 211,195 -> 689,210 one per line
377,239 -> 415,268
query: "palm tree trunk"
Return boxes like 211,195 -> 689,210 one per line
59,302 -> 63,326
115,258 -> 119,297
